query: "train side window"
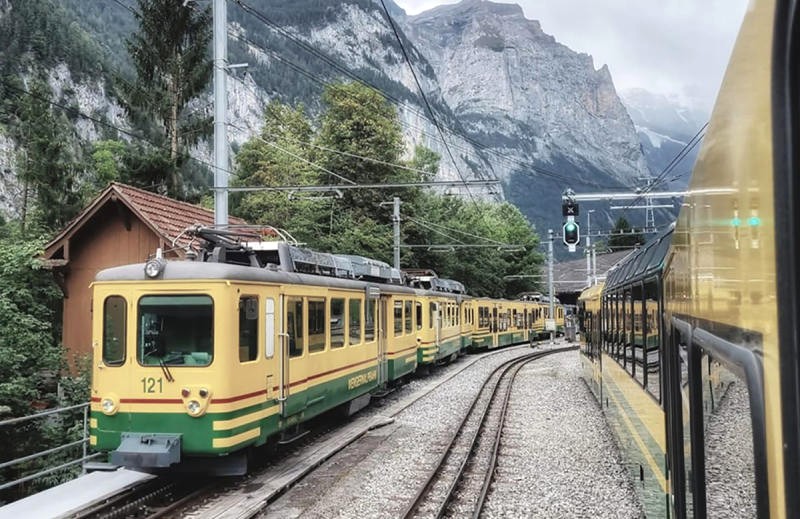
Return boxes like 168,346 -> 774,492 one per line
632,284 -> 645,386
103,296 -> 126,366
701,363 -> 757,517
416,302 -> 423,330
429,302 -> 435,329
644,281 -> 660,401
364,298 -> 376,341
308,298 -> 326,353
405,300 -> 413,334
349,298 -> 362,345
265,298 -> 275,358
239,296 -> 259,362
331,298 -> 345,348
287,297 -> 304,357
394,300 -> 403,336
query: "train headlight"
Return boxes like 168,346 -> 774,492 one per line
186,400 -> 202,416
144,258 -> 165,278
100,396 -> 118,416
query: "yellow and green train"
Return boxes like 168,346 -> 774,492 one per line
579,0 -> 800,516
90,237 -> 555,474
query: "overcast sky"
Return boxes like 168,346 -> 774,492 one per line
394,0 -> 750,112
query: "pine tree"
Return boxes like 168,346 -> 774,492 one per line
125,0 -> 212,198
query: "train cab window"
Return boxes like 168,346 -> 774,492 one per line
416,302 -> 423,330
405,300 -> 413,334
102,296 -> 126,366
137,295 -> 213,366
287,297 -> 304,357
331,298 -> 345,348
238,296 -> 258,362
394,301 -> 403,336
349,298 -> 362,345
308,299 -> 326,353
265,298 -> 275,358
364,298 -> 376,341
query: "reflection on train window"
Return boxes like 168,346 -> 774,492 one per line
632,284 -> 645,386
331,298 -> 345,348
405,300 -> 413,334
430,302 -> 436,329
238,296 -> 258,362
349,298 -> 362,344
103,296 -> 126,366
364,298 -> 375,341
644,282 -> 660,401
394,300 -> 403,336
416,302 -> 423,330
287,297 -> 304,357
702,365 -> 756,518
137,295 -> 213,366
308,298 -> 326,353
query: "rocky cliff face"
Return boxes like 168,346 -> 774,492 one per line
404,0 -> 646,188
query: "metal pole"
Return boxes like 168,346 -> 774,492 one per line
586,212 -> 592,287
82,405 -> 88,474
592,243 -> 597,285
548,229 -> 555,343
393,196 -> 401,270
213,0 -> 229,225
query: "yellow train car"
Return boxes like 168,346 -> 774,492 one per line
578,1 -> 800,516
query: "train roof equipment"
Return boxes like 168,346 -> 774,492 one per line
175,225 -> 404,285
403,269 -> 466,294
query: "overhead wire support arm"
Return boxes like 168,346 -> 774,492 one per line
217,180 -> 500,193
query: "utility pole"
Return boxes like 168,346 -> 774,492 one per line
392,196 -> 401,271
213,0 -> 228,225
592,244 -> 597,285
548,229 -> 555,343
586,209 -> 594,286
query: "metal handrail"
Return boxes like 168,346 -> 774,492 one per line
0,402 -> 93,492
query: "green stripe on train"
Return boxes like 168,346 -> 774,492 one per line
92,364 -> 381,455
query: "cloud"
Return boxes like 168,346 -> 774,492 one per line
394,0 -> 749,110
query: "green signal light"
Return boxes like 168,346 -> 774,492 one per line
564,223 -> 576,232
731,217 -> 741,227
748,216 -> 761,226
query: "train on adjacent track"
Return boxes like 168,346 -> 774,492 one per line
577,0 -> 800,517
89,228 -> 564,475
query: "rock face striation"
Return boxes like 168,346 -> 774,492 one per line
404,0 -> 646,189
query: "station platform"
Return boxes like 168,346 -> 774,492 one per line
0,468 -> 153,518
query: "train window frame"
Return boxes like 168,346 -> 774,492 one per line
330,297 -> 346,349
364,297 -> 375,342
102,295 -> 127,366
416,302 -> 423,330
265,297 -> 275,358
238,295 -> 259,363
394,300 -> 403,336
404,300 -> 413,334
136,294 -> 215,367
308,298 -> 327,354
349,298 -> 362,345
287,296 -> 304,358
671,318 -> 767,518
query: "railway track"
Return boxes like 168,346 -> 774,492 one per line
401,346 -> 576,519
66,344 -> 550,518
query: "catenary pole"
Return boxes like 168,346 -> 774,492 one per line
548,229 -> 555,343
213,0 -> 228,225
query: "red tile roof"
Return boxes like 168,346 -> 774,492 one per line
112,183 -> 247,249
44,182 -> 248,259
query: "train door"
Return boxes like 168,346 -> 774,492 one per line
279,292 -> 308,417
377,292 -> 388,386
433,301 -> 441,347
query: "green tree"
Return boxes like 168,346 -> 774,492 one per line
608,216 -> 645,251
125,0 -> 212,197
16,78 -> 82,233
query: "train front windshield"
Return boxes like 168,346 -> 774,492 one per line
138,295 -> 214,366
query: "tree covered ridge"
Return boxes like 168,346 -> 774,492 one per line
232,81 -> 542,298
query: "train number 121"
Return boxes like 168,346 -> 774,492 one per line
140,377 -> 163,393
